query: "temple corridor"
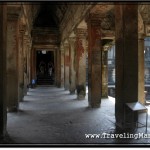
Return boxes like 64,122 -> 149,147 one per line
2,86 -> 150,144
1,2 -> 150,146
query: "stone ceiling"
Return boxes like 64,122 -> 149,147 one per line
30,2 -> 150,42
33,2 -> 70,28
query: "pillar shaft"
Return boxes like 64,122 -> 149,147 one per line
31,47 -> 36,82
6,12 -> 20,111
69,37 -> 76,94
23,35 -> 28,95
56,49 -> 61,87
115,4 -> 138,128
102,50 -> 108,98
28,44 -> 32,84
138,33 -> 145,104
64,42 -> 70,90
0,4 -> 7,137
18,25 -> 25,102
87,14 -> 102,107
61,49 -> 64,87
75,29 -> 87,99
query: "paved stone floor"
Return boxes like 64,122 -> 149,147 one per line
1,86 -> 150,146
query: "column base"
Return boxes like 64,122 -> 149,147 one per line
76,85 -> 86,100
77,94 -> 85,100
70,90 -> 75,95
56,82 -> 61,88
7,106 -> 18,112
0,130 -> 8,141
89,104 -> 100,108
102,96 -> 108,99
64,84 -> 69,90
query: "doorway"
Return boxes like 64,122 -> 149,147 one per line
36,50 -> 55,85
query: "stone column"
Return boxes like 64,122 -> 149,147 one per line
86,14 -> 102,107
60,47 -> 64,87
54,49 -> 57,85
0,4 -> 7,137
64,41 -> 70,90
115,4 -> 138,128
23,34 -> 28,95
75,28 -> 87,99
28,44 -> 32,84
102,48 -> 108,98
68,37 -> 76,94
6,10 -> 20,112
31,47 -> 35,82
56,48 -> 61,88
26,39 -> 31,85
138,33 -> 145,104
18,24 -> 25,102
32,48 -> 36,81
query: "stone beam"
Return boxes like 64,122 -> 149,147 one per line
60,3 -> 94,42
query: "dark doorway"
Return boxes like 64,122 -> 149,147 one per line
36,50 -> 55,85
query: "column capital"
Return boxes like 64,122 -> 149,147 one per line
75,28 -> 87,39
68,36 -> 76,43
102,45 -> 110,51
7,5 -> 22,21
60,44 -> 64,51
85,13 -> 103,26
138,33 -> 145,40
63,41 -> 69,48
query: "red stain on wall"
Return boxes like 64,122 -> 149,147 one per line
76,37 -> 84,61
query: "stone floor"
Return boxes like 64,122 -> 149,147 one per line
1,86 -> 150,146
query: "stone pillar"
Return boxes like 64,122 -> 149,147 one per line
138,33 -> 145,104
75,28 -> 87,99
23,34 -> 28,95
6,10 -> 20,112
26,39 -> 31,85
86,14 -> 102,107
61,47 -> 64,87
54,50 -> 57,85
31,47 -> 35,82
68,37 -> 76,94
102,48 -> 108,98
18,24 -> 25,102
0,4 -> 7,138
115,4 -> 138,128
64,41 -> 70,90
56,48 -> 61,88
28,44 -> 32,84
